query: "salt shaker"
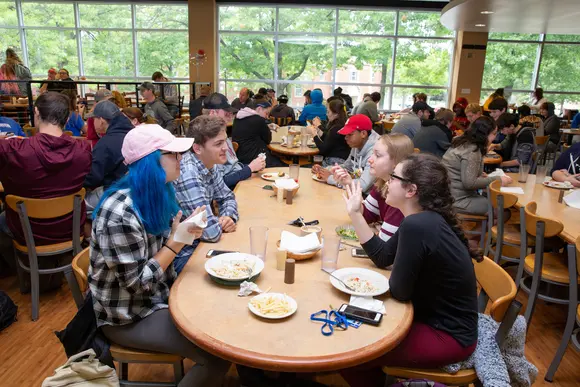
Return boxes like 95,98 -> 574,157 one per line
284,259 -> 295,284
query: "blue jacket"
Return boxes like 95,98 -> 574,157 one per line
84,114 -> 134,189
299,89 -> 327,124
0,116 -> 26,137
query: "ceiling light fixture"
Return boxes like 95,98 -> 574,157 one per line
480,11 -> 494,14
475,24 -> 486,27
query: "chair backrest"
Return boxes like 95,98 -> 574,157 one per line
72,247 -> 90,292
535,135 -> 549,146
269,116 -> 292,127
524,201 -> 564,238
488,180 -> 518,210
6,188 -> 86,219
474,256 -> 517,321
22,126 -> 37,137
63,131 -> 73,137
232,141 -> 239,152
413,148 -> 420,153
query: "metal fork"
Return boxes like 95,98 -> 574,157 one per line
321,269 -> 356,291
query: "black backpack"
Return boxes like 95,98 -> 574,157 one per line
0,290 -> 17,331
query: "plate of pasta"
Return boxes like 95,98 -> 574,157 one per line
329,268 -> 389,297
248,293 -> 297,319
205,253 -> 264,284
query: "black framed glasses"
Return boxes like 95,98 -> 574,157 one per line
160,151 -> 186,159
389,172 -> 411,183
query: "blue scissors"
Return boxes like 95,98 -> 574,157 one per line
310,307 -> 348,336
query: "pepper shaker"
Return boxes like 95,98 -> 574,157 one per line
284,259 -> 295,284
558,190 -> 565,204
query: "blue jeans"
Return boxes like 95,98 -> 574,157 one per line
173,240 -> 200,275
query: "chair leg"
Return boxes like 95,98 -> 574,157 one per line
524,224 -> 546,329
30,258 -> 40,321
173,360 -> 184,383
479,219 -> 487,250
14,248 -> 27,294
118,362 -> 128,380
494,234 -> 503,264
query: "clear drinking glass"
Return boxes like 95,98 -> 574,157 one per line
321,235 -> 341,272
289,164 -> 300,182
313,155 -> 323,166
518,164 -> 531,183
250,226 -> 269,261
535,165 -> 548,184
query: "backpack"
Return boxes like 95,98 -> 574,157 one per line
0,290 -> 17,332
390,379 -> 448,387
41,349 -> 118,387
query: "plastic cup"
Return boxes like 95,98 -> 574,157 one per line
250,226 -> 269,262
518,164 -> 531,183
321,235 -> 341,272
301,134 -> 308,147
289,164 -> 300,182
535,165 -> 548,184
313,155 -> 323,166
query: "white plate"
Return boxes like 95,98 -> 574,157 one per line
261,172 -> 288,181
204,253 -> 264,281
248,293 -> 297,319
329,267 -> 389,297
543,180 -> 573,190
311,174 -> 326,183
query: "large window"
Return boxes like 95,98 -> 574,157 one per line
482,33 -> 580,114
218,6 -> 455,110
0,0 -> 189,87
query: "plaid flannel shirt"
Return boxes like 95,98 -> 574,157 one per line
173,151 -> 239,260
88,188 -> 175,327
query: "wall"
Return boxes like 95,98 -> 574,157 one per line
188,0 -> 217,88
450,31 -> 488,104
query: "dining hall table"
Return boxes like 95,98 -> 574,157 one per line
506,173 -> 579,244
170,167 -> 413,372
268,126 -> 319,164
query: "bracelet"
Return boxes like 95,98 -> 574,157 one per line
163,243 -> 179,255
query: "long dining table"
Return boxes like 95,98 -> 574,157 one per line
507,173 -> 579,244
170,167 -> 413,373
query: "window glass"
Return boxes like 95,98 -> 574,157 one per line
278,8 -> 335,33
22,2 -> 75,28
79,4 -> 132,29
397,12 -> 453,37
82,31 -> 134,77
135,5 -> 188,29
26,29 -> 78,75
394,39 -> 452,86
137,32 -> 189,78
219,6 -> 275,32
0,1 -> 18,26
338,9 -> 396,35
482,42 -> 537,90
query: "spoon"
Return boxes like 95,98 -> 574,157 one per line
321,269 -> 356,292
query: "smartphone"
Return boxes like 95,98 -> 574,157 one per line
351,248 -> 368,258
338,304 -> 382,326
206,249 -> 238,258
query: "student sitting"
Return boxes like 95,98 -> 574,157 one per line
298,89 -> 327,125
312,114 -> 379,195
0,103 -> 26,137
307,99 -> 350,167
442,117 -> 512,215
173,116 -> 239,274
551,142 -> 580,188
269,94 -> 295,123
61,89 -> 86,136
89,125 -> 230,387
489,113 -> 535,172
340,154 -> 479,387
361,134 -> 414,242
413,108 -> 454,158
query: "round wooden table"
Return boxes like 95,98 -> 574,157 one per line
268,127 -> 319,164
170,168 -> 413,372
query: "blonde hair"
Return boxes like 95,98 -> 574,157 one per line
375,133 -> 415,197
465,103 -> 482,115
111,90 -> 127,109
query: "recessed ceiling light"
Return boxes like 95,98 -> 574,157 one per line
481,11 -> 494,14
475,24 -> 486,27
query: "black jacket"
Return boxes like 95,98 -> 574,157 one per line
232,114 -> 274,166
413,119 -> 453,158
84,114 -> 134,188
313,119 -> 350,160
189,96 -> 205,120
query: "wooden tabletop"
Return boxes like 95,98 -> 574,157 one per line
170,168 -> 413,372
268,127 -> 320,157
2,103 -> 29,109
507,173 -> 579,243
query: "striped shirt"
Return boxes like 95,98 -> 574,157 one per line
362,187 -> 404,242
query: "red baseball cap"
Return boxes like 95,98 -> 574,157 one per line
338,114 -> 373,135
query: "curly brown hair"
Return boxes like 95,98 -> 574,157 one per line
400,153 -> 482,262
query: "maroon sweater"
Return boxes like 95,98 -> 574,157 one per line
0,133 -> 92,245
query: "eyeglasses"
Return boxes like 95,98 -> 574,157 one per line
389,172 -> 411,183
161,151 -> 185,159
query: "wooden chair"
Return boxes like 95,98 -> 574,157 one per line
173,118 -> 185,137
485,180 -> 530,283
269,116 -> 293,127
518,201 -> 569,329
456,212 -> 488,250
63,131 -> 73,137
71,248 -> 185,387
545,236 -> 580,382
232,141 -> 239,152
383,256 -> 521,386
22,125 -> 37,137
413,148 -> 420,154
6,189 -> 85,321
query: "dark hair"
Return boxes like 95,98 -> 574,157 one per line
451,116 -> 496,155
60,89 -> 77,112
492,88 -> 504,98
253,93 -> 265,100
496,113 -> 519,130
151,71 -> 163,80
362,93 -> 371,99
327,99 -> 346,125
412,101 -> 429,114
414,92 -> 427,102
35,92 -> 70,128
333,87 -> 343,96
258,87 -> 268,95
370,92 -> 381,103
187,115 -> 226,146
326,95 -> 342,104
488,97 -> 508,112
248,90 -> 255,98
434,108 -> 454,126
400,153 -> 482,261
303,90 -> 311,97
517,104 -> 531,117
122,107 -> 146,124
533,87 -> 543,101
541,101 -> 555,116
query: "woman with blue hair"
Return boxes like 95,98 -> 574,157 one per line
88,124 -> 230,387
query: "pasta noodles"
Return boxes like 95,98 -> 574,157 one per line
212,261 -> 254,279
345,277 -> 377,294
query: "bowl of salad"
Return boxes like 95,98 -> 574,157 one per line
335,225 -> 359,241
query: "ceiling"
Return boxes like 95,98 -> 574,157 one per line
441,0 -> 580,35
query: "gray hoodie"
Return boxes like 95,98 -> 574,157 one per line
328,130 -> 379,194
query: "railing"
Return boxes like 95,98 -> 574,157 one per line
0,80 -> 211,127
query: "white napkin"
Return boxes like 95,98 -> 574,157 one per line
279,230 -> 321,254
258,152 -> 266,160
281,136 -> 287,145
173,211 -> 208,245
237,281 -> 264,297
500,187 -> 525,194
564,189 -> 580,209
487,168 -> 506,177
274,178 -> 299,190
349,295 -> 386,314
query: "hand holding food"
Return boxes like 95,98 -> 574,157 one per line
312,117 -> 322,128
249,157 -> 266,172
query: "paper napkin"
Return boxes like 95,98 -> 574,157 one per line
279,230 -> 321,254
487,168 -> 506,177
274,178 -> 299,190
500,187 -> 525,194
349,295 -> 386,314
563,189 -> 580,209
173,211 -> 208,245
